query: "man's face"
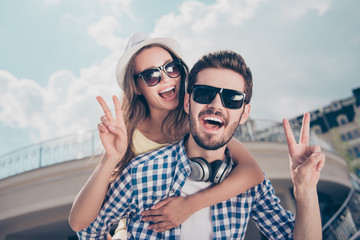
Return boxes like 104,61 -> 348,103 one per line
184,68 -> 250,150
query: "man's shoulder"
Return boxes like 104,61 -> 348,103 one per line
236,174 -> 273,197
248,174 -> 277,199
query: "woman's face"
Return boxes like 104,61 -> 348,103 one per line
134,46 -> 181,114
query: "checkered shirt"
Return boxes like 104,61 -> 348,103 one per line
77,137 -> 295,239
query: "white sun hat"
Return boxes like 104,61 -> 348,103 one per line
115,32 -> 183,89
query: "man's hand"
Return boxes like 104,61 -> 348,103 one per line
283,112 -> 325,199
141,196 -> 196,232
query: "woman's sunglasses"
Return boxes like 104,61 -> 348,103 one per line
134,59 -> 183,86
192,85 -> 246,109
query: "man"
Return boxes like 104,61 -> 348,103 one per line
77,50 -> 324,239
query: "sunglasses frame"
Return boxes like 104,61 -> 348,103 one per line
134,59 -> 183,87
192,85 -> 246,109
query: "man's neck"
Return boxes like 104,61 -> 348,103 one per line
184,134 -> 227,162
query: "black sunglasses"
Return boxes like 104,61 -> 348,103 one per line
134,59 -> 183,86
192,85 -> 246,109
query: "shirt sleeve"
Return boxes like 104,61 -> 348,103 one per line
76,165 -> 135,240
250,177 -> 295,240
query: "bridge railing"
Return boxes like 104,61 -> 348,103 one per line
0,130 -> 102,179
0,119 -> 336,180
322,174 -> 360,240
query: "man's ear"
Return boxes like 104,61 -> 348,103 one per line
239,104 -> 251,125
184,93 -> 190,114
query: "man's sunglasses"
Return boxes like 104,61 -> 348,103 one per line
134,59 -> 183,86
192,85 -> 246,109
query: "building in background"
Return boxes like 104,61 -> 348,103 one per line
289,87 -> 360,177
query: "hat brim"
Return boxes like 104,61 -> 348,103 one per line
116,37 -> 183,90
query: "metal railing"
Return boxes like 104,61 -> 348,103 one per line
234,119 -> 335,152
0,119 -> 335,180
0,130 -> 102,179
322,174 -> 360,240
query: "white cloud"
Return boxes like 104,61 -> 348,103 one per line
87,16 -> 124,50
44,0 -> 61,5
0,51 -> 122,143
154,0 -> 266,36
282,0 -> 331,18
99,0 -> 135,19
3,0 -> 357,153
151,0 -> 269,66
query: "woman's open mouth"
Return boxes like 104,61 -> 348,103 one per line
159,86 -> 176,101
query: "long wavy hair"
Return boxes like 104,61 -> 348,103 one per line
111,44 -> 189,180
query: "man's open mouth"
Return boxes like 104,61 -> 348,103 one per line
202,116 -> 225,129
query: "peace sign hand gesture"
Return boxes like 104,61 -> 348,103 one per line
97,95 -> 128,166
283,113 -> 325,199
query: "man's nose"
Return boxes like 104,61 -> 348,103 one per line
208,93 -> 223,109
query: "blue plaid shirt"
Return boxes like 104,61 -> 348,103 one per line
77,137 -> 295,239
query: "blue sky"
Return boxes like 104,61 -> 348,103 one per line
0,0 -> 359,155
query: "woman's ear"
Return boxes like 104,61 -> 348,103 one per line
184,93 -> 190,114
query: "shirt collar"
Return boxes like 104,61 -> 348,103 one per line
177,134 -> 191,176
178,134 -> 233,174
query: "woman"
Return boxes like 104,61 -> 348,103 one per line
68,33 -> 264,237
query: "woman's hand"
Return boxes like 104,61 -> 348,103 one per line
141,196 -> 196,232
97,95 -> 128,163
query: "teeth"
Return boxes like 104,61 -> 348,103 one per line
203,116 -> 223,123
160,86 -> 175,93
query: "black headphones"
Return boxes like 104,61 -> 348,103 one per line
188,150 -> 231,184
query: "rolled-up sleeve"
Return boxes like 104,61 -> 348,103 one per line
251,177 -> 295,240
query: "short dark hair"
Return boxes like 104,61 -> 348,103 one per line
187,50 -> 253,104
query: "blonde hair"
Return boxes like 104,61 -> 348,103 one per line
111,44 -> 189,179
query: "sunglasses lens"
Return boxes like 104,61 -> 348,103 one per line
222,89 -> 245,109
164,61 -> 182,78
193,85 -> 245,109
141,69 -> 161,86
193,86 -> 216,104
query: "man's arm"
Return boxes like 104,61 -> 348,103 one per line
250,176 -> 295,240
283,113 -> 325,240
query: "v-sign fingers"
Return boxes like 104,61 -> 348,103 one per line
112,95 -> 126,129
96,96 -> 114,122
283,118 -> 297,153
299,112 -> 310,146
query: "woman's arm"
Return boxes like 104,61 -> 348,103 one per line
141,137 -> 264,232
69,154 -> 119,231
68,96 -> 128,231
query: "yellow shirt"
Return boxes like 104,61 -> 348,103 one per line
132,129 -> 168,155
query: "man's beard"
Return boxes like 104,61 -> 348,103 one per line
189,107 -> 243,150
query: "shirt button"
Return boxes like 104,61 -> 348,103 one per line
170,189 -> 175,195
